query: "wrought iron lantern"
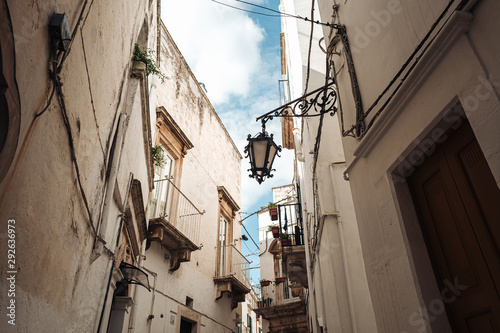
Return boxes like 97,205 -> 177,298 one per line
244,128 -> 282,184
245,79 -> 338,184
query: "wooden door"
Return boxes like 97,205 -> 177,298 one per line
180,319 -> 193,333
408,121 -> 500,332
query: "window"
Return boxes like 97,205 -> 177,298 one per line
216,186 -> 240,277
148,107 -> 193,221
218,214 -> 230,276
149,146 -> 175,219
247,314 -> 252,333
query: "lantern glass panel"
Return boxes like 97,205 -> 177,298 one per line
252,139 -> 269,170
267,144 -> 277,171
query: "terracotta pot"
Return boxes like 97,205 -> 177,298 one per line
271,226 -> 280,238
275,277 -> 286,284
269,207 -> 278,221
260,280 -> 271,287
282,239 -> 292,246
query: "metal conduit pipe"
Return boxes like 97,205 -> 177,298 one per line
127,239 -> 147,333
97,113 -> 127,244
329,163 -> 357,332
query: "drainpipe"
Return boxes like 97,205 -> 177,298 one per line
144,267 -> 157,333
259,230 -> 270,257
128,239 -> 147,333
293,128 -> 304,162
97,113 -> 127,245
329,164 -> 357,332
96,214 -> 123,333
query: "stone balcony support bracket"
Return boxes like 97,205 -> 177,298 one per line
147,218 -> 199,272
213,275 -> 251,309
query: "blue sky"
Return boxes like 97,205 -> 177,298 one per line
162,0 -> 293,287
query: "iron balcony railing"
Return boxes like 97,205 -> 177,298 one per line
277,203 -> 304,247
257,278 -> 299,308
216,244 -> 251,289
150,177 -> 204,245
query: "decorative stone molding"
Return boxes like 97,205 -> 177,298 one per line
147,217 -> 199,272
254,300 -> 308,333
213,275 -> 251,309
282,245 -> 308,288
156,106 -> 193,158
217,186 -> 240,218
130,64 -> 154,191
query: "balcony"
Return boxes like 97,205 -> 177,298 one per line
254,280 -> 308,333
147,177 -> 204,272
214,244 -> 251,309
276,203 -> 308,288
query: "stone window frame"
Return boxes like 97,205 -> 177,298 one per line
215,186 -> 240,277
150,106 -> 193,221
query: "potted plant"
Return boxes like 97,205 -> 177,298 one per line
268,202 -> 278,221
151,145 -> 167,168
268,224 -> 280,238
132,44 -> 167,82
275,277 -> 286,285
281,233 -> 292,246
260,279 -> 271,287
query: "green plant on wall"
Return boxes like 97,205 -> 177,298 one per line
268,224 -> 278,231
133,44 -> 167,82
267,202 -> 277,208
151,145 -> 167,168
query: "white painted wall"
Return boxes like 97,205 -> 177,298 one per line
280,0 -> 378,331
289,0 -> 500,332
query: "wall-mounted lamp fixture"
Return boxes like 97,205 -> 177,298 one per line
245,79 -> 338,184
244,126 -> 282,184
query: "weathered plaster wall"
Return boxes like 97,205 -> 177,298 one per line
131,22 -> 243,333
0,0 -> 157,331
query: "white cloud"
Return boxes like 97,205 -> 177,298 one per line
162,0 -> 294,211
162,0 -> 265,104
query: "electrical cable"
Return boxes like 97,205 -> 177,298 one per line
34,48 -> 64,118
210,0 -> 335,27
241,221 -> 260,249
361,0 -> 455,122
211,0 -> 281,17
341,0 -> 459,138
302,0 -> 315,95
365,5 -> 456,132
233,0 -> 289,16
58,0 -> 91,70
243,239 -> 255,254
34,69 -> 56,118
53,67 -> 97,237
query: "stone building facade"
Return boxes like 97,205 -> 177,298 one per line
130,23 -> 249,333
280,0 -> 500,332
0,1 -> 247,332
0,0 -> 159,331
255,185 -> 308,333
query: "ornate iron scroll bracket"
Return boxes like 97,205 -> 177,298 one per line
255,79 -> 337,130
